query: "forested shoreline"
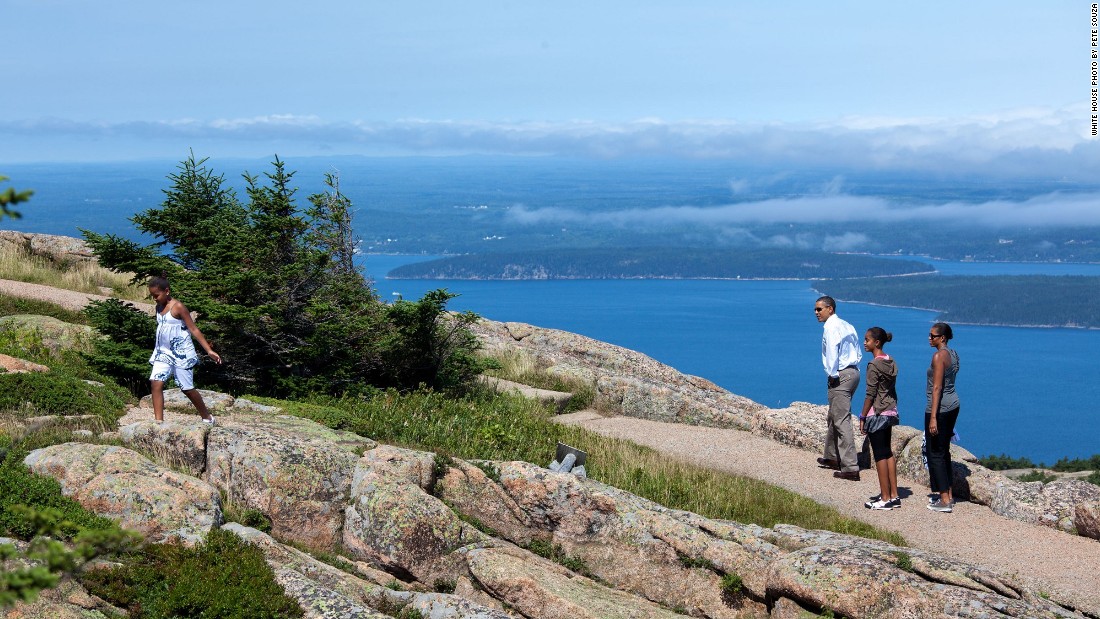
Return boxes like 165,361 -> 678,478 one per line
814,274 -> 1100,329
388,248 -> 934,280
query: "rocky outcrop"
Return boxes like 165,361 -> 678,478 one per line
471,320 -> 767,429
225,523 -> 510,619
0,352 -> 50,373
0,315 -> 99,354
23,443 -> 222,543
119,418 -> 210,475
473,318 -> 1100,543
23,394 -> 1092,619
0,230 -> 94,264
205,412 -> 374,550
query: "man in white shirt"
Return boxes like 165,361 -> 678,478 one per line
814,296 -> 863,480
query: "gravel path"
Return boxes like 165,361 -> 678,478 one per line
0,278 -> 154,314
557,411 -> 1100,615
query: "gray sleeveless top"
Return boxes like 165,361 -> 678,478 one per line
925,348 -> 959,414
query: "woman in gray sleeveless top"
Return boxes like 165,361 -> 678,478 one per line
925,322 -> 960,513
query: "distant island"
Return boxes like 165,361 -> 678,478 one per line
387,248 -> 935,280
815,274 -> 1100,329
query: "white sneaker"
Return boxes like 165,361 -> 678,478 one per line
868,499 -> 895,511
201,416 -> 216,426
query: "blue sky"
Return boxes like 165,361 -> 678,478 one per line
1,1 -> 1096,168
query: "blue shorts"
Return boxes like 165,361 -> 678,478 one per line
150,361 -> 195,391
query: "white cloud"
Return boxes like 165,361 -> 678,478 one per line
504,192 -> 1100,228
2,108 -> 1099,175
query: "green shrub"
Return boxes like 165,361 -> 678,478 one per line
720,572 -> 743,595
523,539 -> 593,577
890,550 -> 914,572
1085,471 -> 1100,486
1050,454 -> 1100,472
978,453 -> 1039,470
0,371 -> 127,421
81,527 -> 303,618
1016,470 -> 1058,484
0,437 -> 119,540
82,298 -> 156,394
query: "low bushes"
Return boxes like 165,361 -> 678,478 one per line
81,527 -> 303,619
0,371 -> 128,421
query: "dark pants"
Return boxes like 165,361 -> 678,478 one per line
925,407 -> 960,493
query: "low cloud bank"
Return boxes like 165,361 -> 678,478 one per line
504,191 -> 1100,228
2,109 -> 1099,176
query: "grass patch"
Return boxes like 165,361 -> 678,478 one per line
0,242 -> 145,301
524,539 -> 594,577
0,293 -> 90,324
81,527 -> 304,618
257,388 -> 904,546
483,349 -> 596,412
1086,471 -> 1100,486
720,572 -> 743,595
890,550 -> 914,573
221,498 -> 273,534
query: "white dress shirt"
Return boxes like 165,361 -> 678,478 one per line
821,314 -> 862,378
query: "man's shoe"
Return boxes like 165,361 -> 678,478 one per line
816,458 -> 841,470
868,499 -> 895,510
887,497 -> 902,509
833,471 -> 860,481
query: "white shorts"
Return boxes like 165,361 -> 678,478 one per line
150,361 -> 195,391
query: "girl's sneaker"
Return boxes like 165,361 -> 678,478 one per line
201,416 -> 216,426
927,499 -> 953,513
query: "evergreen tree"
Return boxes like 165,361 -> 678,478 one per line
84,154 -> 482,396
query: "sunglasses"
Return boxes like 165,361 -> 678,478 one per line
928,333 -> 942,339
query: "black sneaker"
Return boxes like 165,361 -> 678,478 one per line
887,497 -> 901,509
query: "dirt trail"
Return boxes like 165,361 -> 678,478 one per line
0,278 -> 154,314
556,411 -> 1100,615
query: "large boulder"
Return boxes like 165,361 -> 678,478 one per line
1074,501 -> 1100,540
119,419 -> 210,475
0,315 -> 98,354
225,523 -> 510,619
205,413 -> 374,550
23,443 -> 221,543
0,230 -> 94,264
990,479 -> 1100,533
439,459 -> 774,618
0,352 -> 50,374
464,545 -> 687,619
751,402 -> 827,452
471,319 -> 765,429
342,446 -> 487,582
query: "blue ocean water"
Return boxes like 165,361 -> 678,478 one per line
365,254 -> 1100,464
3,158 -> 1098,463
